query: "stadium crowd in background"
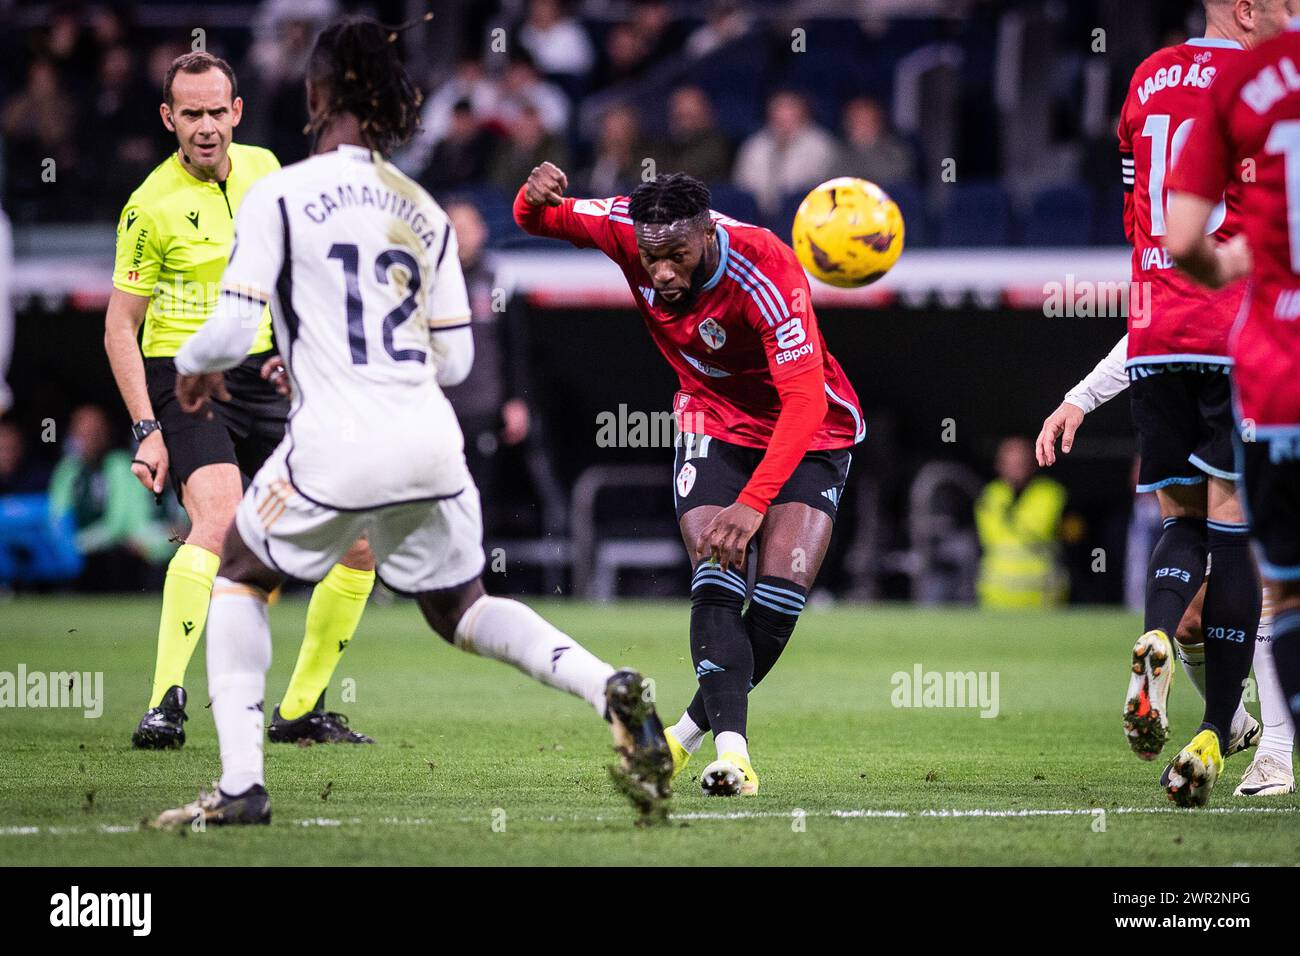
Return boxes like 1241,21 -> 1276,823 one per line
0,0 -> 1198,240
0,0 -> 1230,599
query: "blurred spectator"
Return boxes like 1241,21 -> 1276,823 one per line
974,437 -> 1068,609
488,103 -> 570,196
656,85 -> 732,184
47,405 -> 171,590
840,96 -> 915,187
441,201 -> 537,534
493,49 -> 571,137
732,90 -> 839,217
518,0 -> 595,81
88,44 -> 158,218
0,420 -> 50,495
591,22 -> 652,91
684,0 -> 755,59
3,58 -> 80,219
245,0 -> 340,164
395,57 -> 502,178
632,0 -> 688,63
88,3 -> 131,49
579,105 -> 647,197
419,99 -> 498,193
42,2 -> 98,95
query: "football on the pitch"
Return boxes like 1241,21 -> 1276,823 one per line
791,177 -> 905,287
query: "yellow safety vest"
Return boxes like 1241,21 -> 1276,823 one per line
975,476 -> 1067,609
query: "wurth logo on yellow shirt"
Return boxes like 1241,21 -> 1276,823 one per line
131,228 -> 149,269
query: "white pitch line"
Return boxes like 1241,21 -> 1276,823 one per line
3,805 -> 1297,836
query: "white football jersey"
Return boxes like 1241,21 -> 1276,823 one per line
220,145 -> 472,509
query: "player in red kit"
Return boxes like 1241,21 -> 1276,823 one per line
1167,6 -> 1300,808
1036,1 -> 1294,806
515,162 -> 863,796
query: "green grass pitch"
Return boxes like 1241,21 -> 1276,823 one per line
1,596 -> 1296,866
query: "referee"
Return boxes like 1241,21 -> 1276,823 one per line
105,52 -> 376,749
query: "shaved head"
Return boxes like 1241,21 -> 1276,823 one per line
1202,0 -> 1296,48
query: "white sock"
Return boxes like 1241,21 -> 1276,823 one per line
670,713 -> 706,754
206,578 -> 271,796
715,730 -> 748,762
1175,640 -> 1207,700
454,596 -> 614,715
1253,607 -> 1295,768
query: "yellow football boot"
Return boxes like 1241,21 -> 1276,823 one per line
701,751 -> 759,797
1162,728 -> 1224,808
664,727 -> 692,781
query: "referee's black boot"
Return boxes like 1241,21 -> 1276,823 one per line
267,692 -> 375,744
131,685 -> 188,749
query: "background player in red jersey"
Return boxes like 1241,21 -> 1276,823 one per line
1038,1 -> 1292,805
1167,6 -> 1300,807
515,162 -> 864,796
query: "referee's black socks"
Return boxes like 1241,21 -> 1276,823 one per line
1200,521 -> 1261,745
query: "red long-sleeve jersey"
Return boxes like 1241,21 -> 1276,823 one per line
1169,22 -> 1300,431
514,188 -> 863,513
1118,38 -> 1248,365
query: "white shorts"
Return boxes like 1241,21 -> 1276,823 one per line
234,444 -> 485,595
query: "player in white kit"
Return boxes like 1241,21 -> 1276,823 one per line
152,16 -> 672,827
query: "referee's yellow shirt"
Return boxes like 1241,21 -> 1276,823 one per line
112,142 -> 280,358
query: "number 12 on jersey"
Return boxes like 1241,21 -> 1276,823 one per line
326,242 -> 427,365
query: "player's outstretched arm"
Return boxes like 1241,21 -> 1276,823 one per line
512,162 -> 629,257
1035,402 -> 1085,468
1036,334 -> 1128,466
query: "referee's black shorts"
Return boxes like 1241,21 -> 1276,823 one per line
144,350 -> 288,501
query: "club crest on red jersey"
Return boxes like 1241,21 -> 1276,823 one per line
698,317 -> 726,350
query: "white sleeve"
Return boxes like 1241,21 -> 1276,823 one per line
432,325 -> 474,386
426,223 -> 474,386
427,226 -> 471,330
1063,334 -> 1129,415
175,182 -> 283,375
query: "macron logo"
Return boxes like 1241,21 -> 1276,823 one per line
50,886 -> 151,936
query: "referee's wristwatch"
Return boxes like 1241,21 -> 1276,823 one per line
132,419 -> 162,443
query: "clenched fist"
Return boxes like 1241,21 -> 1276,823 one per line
525,161 -> 568,207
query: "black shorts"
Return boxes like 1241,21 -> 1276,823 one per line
1239,433 -> 1300,581
145,351 -> 289,500
671,433 -> 852,521
1128,362 -> 1239,493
